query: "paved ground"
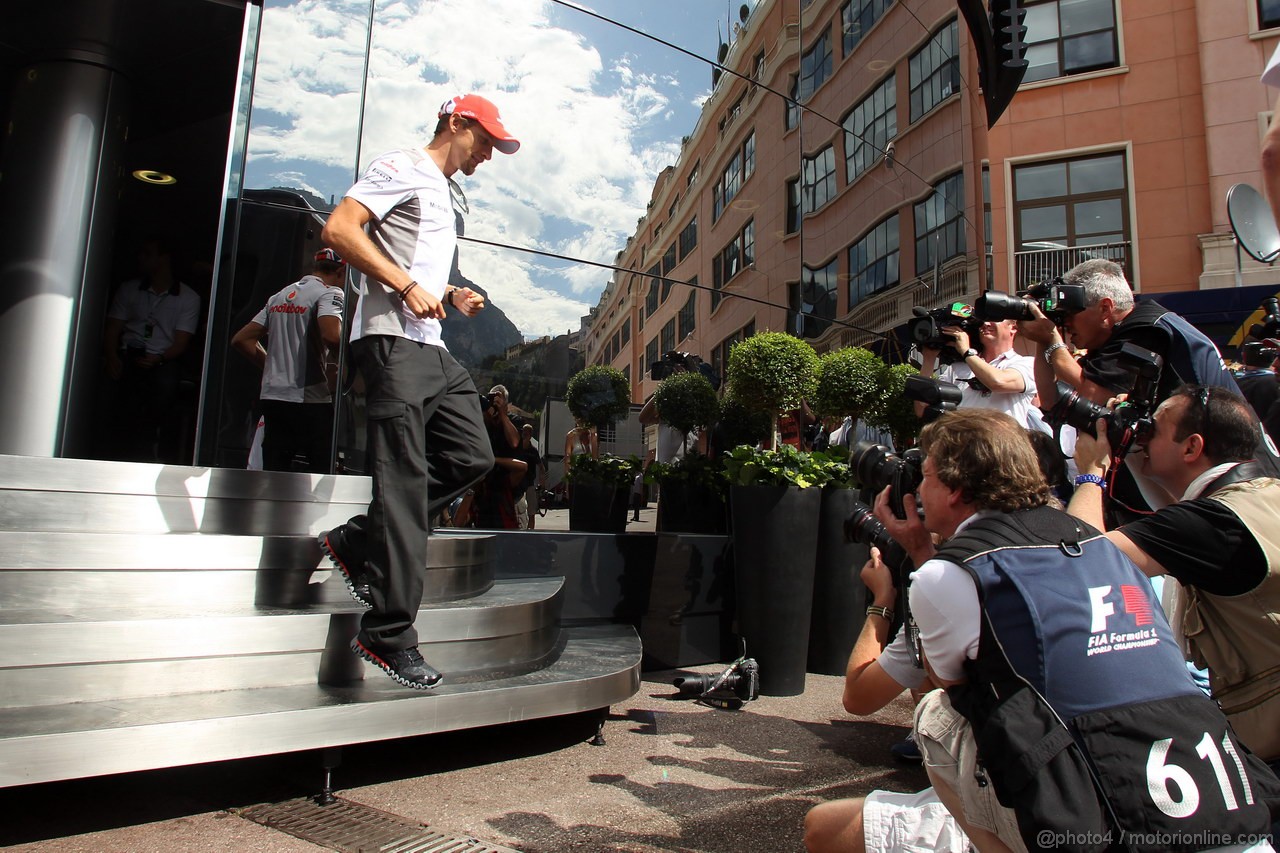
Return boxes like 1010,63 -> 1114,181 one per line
0,669 -> 925,852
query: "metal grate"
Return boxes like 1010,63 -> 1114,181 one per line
238,796 -> 520,853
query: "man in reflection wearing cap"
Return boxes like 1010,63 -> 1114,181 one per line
318,93 -> 520,689
231,248 -> 347,473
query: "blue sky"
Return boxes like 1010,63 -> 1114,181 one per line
241,0 -> 753,339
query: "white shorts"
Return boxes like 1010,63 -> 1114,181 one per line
863,787 -> 972,853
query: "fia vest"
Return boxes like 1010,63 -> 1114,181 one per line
1184,478 -> 1280,762
938,506 -> 1280,853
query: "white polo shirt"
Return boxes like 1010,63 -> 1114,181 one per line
107,279 -> 201,355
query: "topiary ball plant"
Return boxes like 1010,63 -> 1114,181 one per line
725,331 -> 819,446
714,393 -> 773,452
654,370 -> 719,436
565,365 -> 631,430
868,363 -> 923,450
813,347 -> 888,423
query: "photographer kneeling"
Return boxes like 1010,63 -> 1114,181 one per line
916,318 -> 1037,428
1067,385 -> 1280,774
805,409 -> 1279,853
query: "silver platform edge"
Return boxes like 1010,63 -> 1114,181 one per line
0,454 -> 641,788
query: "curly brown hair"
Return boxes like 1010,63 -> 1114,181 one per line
919,410 -> 1051,512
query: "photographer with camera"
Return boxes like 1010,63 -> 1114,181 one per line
1067,385 -> 1280,773
1237,339 -> 1279,434
915,317 -> 1037,428
805,409 -> 1280,853
639,351 -> 705,463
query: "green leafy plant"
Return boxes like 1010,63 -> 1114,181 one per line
807,446 -> 858,489
645,450 -> 725,495
653,370 -> 719,436
721,443 -> 832,489
725,332 -> 819,447
813,347 -> 888,422
565,365 -> 631,430
714,393 -> 772,450
565,452 -> 641,488
868,363 -> 923,450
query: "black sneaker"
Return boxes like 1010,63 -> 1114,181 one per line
351,639 -> 443,690
319,527 -> 372,608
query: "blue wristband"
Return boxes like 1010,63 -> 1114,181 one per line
1074,473 -> 1105,488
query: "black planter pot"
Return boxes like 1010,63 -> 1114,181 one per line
656,481 -> 728,534
729,484 -> 821,696
808,486 -> 870,676
569,481 -> 629,532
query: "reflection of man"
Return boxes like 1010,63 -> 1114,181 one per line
231,248 -> 345,472
804,409 -> 1280,853
103,236 -> 201,462
475,384 -> 525,529
516,422 -> 545,530
1069,386 -> 1280,768
917,318 -> 1036,427
317,94 -> 519,689
639,351 -> 699,463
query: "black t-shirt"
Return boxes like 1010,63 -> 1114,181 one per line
1237,370 -> 1279,423
1078,301 -> 1179,397
1119,495 -> 1267,596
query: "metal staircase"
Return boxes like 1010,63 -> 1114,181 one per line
0,454 -> 641,787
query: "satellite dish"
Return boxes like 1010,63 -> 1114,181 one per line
740,4 -> 750,23
1227,183 -> 1280,263
717,42 -> 729,63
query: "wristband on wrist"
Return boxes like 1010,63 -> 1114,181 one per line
866,605 -> 893,620
1074,473 -> 1105,488
1043,341 -> 1068,363
446,287 -> 457,307
398,280 -> 419,302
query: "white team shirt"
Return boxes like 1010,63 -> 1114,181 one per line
936,349 -> 1037,427
344,148 -> 456,348
252,275 -> 344,403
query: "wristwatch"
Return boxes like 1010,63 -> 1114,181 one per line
962,348 -> 979,360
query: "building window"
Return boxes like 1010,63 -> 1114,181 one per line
791,258 -> 839,339
621,317 -> 631,346
712,132 -> 756,222
687,160 -> 700,187
645,337 -> 659,376
662,244 -> 677,276
1264,0 -> 1280,29
844,73 -> 896,182
982,163 -> 993,290
678,217 -> 698,260
712,320 -> 757,386
799,27 -> 833,101
914,171 -> 965,272
1011,151 -> 1129,283
660,318 -> 676,356
786,179 -> 801,234
786,77 -> 800,130
842,0 -> 893,56
848,214 -> 900,309
909,19 -> 959,122
645,263 -> 661,317
678,290 -> 697,341
711,219 -> 754,311
752,50 -> 766,92
802,145 -> 837,215
622,364 -> 630,386
1023,0 -> 1119,83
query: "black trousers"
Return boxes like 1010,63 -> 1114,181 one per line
342,336 -> 493,651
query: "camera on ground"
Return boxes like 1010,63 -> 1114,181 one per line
672,655 -> 760,709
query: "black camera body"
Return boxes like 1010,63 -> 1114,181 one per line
843,499 -> 913,584
650,350 -> 721,390
975,278 -> 1087,325
1045,342 -> 1164,449
851,441 -> 924,520
904,374 -> 963,423
672,655 -> 761,709
1249,296 -> 1280,341
478,391 -> 496,412
907,303 -> 982,364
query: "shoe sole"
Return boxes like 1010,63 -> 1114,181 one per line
319,532 -> 373,609
350,639 -> 443,690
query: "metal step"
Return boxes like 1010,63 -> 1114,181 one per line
0,578 -> 565,707
0,623 -> 641,788
0,531 -> 495,609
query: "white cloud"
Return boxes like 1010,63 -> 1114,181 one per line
241,0 -> 709,337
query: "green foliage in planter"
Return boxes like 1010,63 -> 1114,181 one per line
807,446 -> 858,489
653,370 -> 719,436
565,452 -> 642,488
814,347 -> 888,421
721,443 -> 832,489
715,393 -> 772,450
868,363 -> 923,449
645,451 -> 725,496
565,365 -> 631,430
725,331 -> 819,416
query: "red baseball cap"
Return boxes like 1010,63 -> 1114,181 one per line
439,94 -> 520,154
